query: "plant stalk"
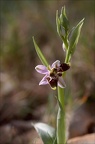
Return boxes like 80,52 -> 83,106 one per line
57,86 -> 66,144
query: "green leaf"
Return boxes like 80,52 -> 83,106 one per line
33,37 -> 49,67
69,18 -> 85,55
53,137 -> 57,144
33,122 -> 57,144
60,6 -> 69,33
56,10 -> 61,37
56,7 -> 69,49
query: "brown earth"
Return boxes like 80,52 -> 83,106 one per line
68,133 -> 95,144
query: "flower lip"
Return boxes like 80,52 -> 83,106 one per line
47,77 -> 58,89
59,63 -> 70,72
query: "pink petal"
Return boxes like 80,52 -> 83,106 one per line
39,75 -> 49,85
51,60 -> 60,68
35,65 -> 48,74
58,77 -> 66,88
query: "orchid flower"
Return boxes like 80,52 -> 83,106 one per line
35,60 -> 70,90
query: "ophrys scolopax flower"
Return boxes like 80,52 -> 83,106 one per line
35,60 -> 70,90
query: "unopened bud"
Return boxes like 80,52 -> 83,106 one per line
62,43 -> 66,52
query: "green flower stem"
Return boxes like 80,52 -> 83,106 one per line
65,49 -> 70,63
57,86 -> 66,144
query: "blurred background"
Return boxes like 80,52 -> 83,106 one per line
0,0 -> 95,144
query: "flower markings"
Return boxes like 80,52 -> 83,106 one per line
35,60 -> 70,90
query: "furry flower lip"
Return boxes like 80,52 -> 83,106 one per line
35,60 -> 70,90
